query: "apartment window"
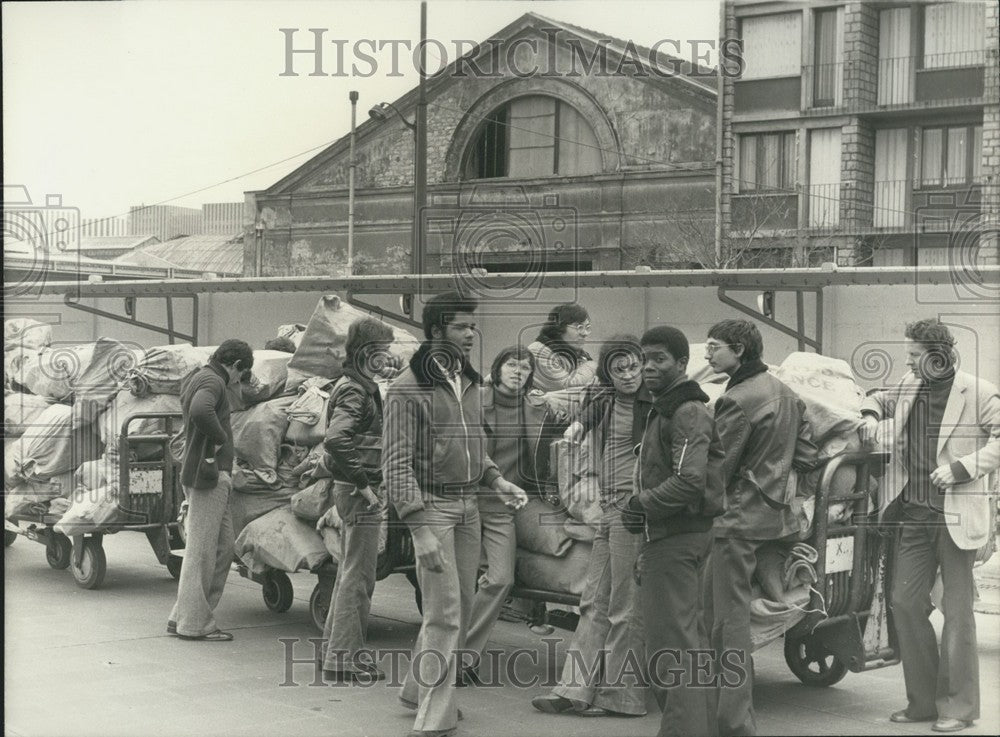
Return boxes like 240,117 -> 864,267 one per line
464,96 -> 601,180
740,13 -> 802,79
813,8 -> 843,106
737,132 -> 796,192
919,125 -> 983,187
874,128 -> 909,227
807,128 -> 842,227
923,3 -> 986,69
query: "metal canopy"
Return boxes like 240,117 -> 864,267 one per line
25,265 -> 1000,298
16,265 -> 997,353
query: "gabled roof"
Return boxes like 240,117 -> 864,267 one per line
256,12 -> 718,197
114,235 -> 244,275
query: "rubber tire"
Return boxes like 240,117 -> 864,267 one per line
46,533 -> 73,570
166,554 -> 183,580
5,530 -> 17,547
309,577 -> 336,633
262,570 -> 294,613
70,538 -> 107,590
405,569 -> 423,615
784,634 -> 849,687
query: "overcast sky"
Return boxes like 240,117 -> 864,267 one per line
3,0 -> 720,221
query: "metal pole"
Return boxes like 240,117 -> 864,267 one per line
714,4 -> 725,266
414,0 -> 428,281
348,90 -> 358,276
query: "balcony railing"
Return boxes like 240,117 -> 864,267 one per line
877,51 -> 985,106
802,62 -> 844,109
804,183 -> 841,228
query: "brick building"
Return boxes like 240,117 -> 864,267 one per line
246,13 -> 719,277
720,0 -> 999,266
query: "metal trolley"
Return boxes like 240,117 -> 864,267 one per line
782,450 -> 899,686
484,451 -> 901,684
5,412 -> 186,589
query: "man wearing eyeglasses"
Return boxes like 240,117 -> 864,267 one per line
702,320 -> 818,737
532,334 -> 651,718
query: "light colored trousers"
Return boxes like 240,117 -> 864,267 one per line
169,472 -> 234,637
551,499 -> 647,715
463,502 -> 516,668
322,481 -> 381,672
400,496 -> 480,733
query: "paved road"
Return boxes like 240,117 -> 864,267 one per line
4,532 -> 999,737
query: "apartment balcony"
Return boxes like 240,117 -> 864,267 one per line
802,62 -> 845,110
732,51 -> 990,120
730,189 -> 799,233
729,181 -> 984,239
866,180 -> 982,233
874,51 -> 987,111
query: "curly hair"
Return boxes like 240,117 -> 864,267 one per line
212,339 -> 254,370
905,319 -> 956,368
422,291 -> 478,341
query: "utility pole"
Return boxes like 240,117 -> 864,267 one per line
348,90 -> 358,275
413,0 -> 428,280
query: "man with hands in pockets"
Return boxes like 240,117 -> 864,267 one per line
383,291 -> 528,737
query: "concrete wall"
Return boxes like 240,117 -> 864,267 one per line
9,281 -> 996,391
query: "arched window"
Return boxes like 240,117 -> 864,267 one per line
463,95 -> 602,179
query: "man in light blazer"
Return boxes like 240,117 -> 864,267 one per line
860,319 -> 999,734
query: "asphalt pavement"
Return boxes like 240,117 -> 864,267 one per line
4,532 -> 999,737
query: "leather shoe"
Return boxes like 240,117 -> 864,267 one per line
890,709 -> 936,723
577,706 -> 645,718
322,665 -> 385,683
531,694 -> 576,714
932,718 -> 972,733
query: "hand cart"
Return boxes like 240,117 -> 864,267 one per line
5,412 -> 186,589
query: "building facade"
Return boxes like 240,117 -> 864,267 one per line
128,204 -> 203,242
720,0 -> 999,266
201,202 -> 245,236
246,14 -> 719,278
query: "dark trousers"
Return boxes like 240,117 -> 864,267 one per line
891,517 -> 979,721
703,536 -> 766,737
639,531 -> 714,737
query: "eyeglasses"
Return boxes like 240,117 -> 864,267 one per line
705,342 -> 735,355
567,322 -> 592,333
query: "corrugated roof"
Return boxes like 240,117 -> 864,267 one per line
121,235 -> 244,275
113,250 -> 183,270
75,235 -> 160,252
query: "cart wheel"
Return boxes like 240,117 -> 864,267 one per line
262,570 -> 294,613
405,570 -> 423,615
46,533 -> 73,570
5,530 -> 17,547
309,577 -> 335,633
70,538 -> 107,590
784,634 -> 849,687
166,554 -> 183,580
